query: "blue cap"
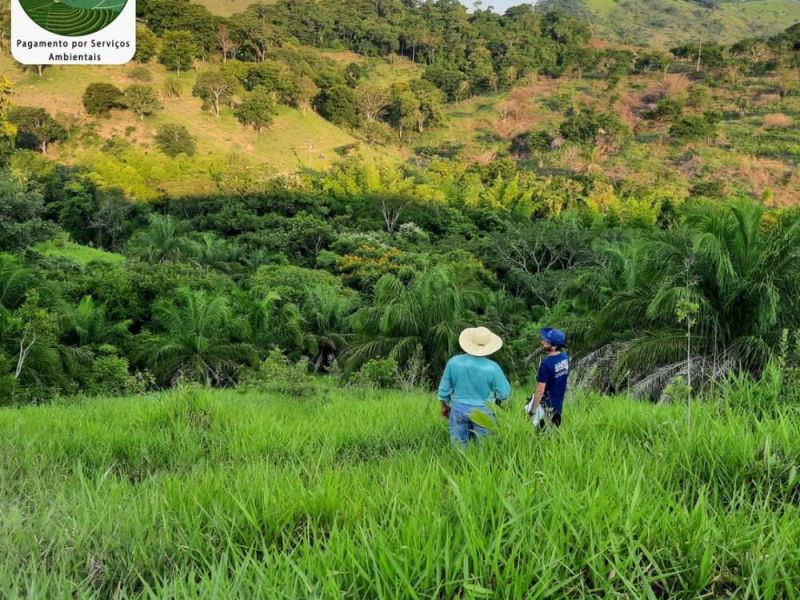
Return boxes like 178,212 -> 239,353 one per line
540,327 -> 566,348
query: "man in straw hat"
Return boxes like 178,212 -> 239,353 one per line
438,326 -> 511,445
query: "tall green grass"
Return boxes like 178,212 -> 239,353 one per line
1,386 -> 798,598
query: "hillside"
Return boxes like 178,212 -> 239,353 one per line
0,52 -> 407,199
536,0 -> 800,45
2,0 -> 800,202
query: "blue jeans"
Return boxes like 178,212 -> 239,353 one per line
448,402 -> 494,446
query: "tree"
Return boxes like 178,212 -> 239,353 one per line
387,89 -> 419,141
292,75 -> 319,116
134,25 -> 158,63
344,266 -> 487,374
5,289 -> 65,392
0,178 -> 59,251
158,30 -> 199,74
409,79 -> 445,132
249,265 -> 358,369
345,62 -> 366,88
574,199 -> 800,396
316,84 -> 361,128
0,76 -> 15,161
356,85 -> 391,122
8,106 -> 66,154
217,24 -> 237,62
730,38 -> 771,71
155,123 -> 196,157
123,85 -> 163,119
234,87 -> 277,133
136,287 -> 258,386
560,108 -> 630,147
63,296 -> 131,349
230,11 -> 277,62
192,71 -> 237,116
126,213 -> 198,263
82,83 -> 125,117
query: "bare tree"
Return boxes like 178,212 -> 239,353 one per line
217,25 -> 237,62
357,85 -> 391,122
379,195 -> 409,234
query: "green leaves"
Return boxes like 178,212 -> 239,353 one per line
468,408 -> 497,433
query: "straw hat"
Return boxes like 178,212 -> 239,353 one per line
459,326 -> 503,357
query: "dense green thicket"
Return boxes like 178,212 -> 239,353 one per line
1,148 -> 800,403
2,12 -> 800,403
1,387 -> 799,597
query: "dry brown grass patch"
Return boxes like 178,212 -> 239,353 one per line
762,113 -> 793,129
660,74 -> 691,98
755,93 -> 781,108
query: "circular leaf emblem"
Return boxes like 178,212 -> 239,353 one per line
19,0 -> 128,36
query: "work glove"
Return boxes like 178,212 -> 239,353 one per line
441,404 -> 451,419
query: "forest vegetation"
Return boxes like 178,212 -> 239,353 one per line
2,0 -> 800,403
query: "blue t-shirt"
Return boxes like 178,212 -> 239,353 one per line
537,352 -> 569,414
438,354 -> 511,407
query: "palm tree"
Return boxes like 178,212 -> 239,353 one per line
195,232 -> 241,273
137,288 -> 258,386
126,214 -> 199,264
303,284 -> 357,371
241,291 -> 310,356
344,266 -> 487,374
63,296 -> 131,348
0,254 -> 36,310
575,199 -> 800,397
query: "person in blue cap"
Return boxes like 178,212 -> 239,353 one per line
438,326 -> 511,446
527,327 -> 569,429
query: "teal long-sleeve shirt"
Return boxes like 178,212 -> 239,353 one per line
438,354 -> 511,407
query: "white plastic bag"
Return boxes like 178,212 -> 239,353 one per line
524,399 -> 545,427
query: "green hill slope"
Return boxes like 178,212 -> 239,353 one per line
536,0 -> 800,45
1,54 -> 403,199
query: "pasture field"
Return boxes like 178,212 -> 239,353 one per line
33,239 -> 126,264
1,386 -> 799,598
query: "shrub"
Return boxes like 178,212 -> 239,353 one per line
659,375 -> 691,404
155,124 -> 195,157
129,66 -> 153,82
350,357 -> 398,389
86,346 -> 138,396
161,77 -> 182,100
395,345 -> 430,391
559,108 -> 630,146
0,375 -> 17,406
643,98 -> 684,122
82,83 -> 125,116
669,111 -> 720,142
686,84 -> 711,109
237,349 -> 317,398
512,130 -> 554,156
